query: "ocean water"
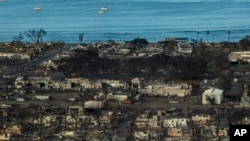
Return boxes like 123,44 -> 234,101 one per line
1,0 -> 250,43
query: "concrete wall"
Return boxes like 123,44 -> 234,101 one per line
202,93 -> 223,105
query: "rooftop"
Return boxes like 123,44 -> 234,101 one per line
203,88 -> 223,95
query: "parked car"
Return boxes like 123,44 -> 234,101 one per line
16,98 -> 25,101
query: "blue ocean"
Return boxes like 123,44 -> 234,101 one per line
1,0 -> 250,43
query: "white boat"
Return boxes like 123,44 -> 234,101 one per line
98,0 -> 108,14
100,6 -> 108,11
98,7 -> 108,14
33,6 -> 42,11
98,9 -> 106,14
0,0 -> 6,3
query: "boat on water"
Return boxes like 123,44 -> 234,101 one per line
33,6 -> 42,11
98,6 -> 109,14
0,0 -> 6,2
98,6 -> 108,14
98,9 -> 106,14
98,0 -> 108,14
100,6 -> 108,11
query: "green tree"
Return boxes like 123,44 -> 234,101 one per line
25,28 -> 46,43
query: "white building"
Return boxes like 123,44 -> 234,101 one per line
176,42 -> 193,54
101,79 -> 128,88
163,118 -> 188,128
240,84 -> 250,107
0,52 -> 30,60
202,88 -> 223,105
191,114 -> 211,124
135,114 -> 160,128
228,51 -> 250,64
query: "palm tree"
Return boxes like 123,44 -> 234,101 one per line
79,33 -> 84,44
206,31 -> 210,43
228,30 -> 231,42
197,31 -> 200,42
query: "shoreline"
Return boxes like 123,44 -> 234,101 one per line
1,29 -> 250,44
0,38 -> 243,45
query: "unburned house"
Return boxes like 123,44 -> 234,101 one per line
228,51 -> 250,64
202,88 -> 223,105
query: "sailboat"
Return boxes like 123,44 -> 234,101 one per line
98,0 -> 108,14
33,6 -> 42,11
98,9 -> 106,14
100,6 -> 108,11
33,0 -> 42,11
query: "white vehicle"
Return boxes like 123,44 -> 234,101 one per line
0,104 -> 12,108
33,95 -> 51,101
2,75 -> 11,78
84,100 -> 103,109
135,94 -> 141,101
107,93 -> 128,101
16,98 -> 25,101
94,93 -> 105,100
67,97 -> 76,102
176,93 -> 186,98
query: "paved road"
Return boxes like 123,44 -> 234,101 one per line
1,94 -> 237,111
115,108 -> 128,140
124,96 -> 238,112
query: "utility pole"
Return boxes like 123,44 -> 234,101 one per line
79,33 -> 84,44
206,31 -> 210,43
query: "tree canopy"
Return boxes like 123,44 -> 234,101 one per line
130,38 -> 149,48
25,28 -> 46,43
239,35 -> 250,49
12,32 -> 24,44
